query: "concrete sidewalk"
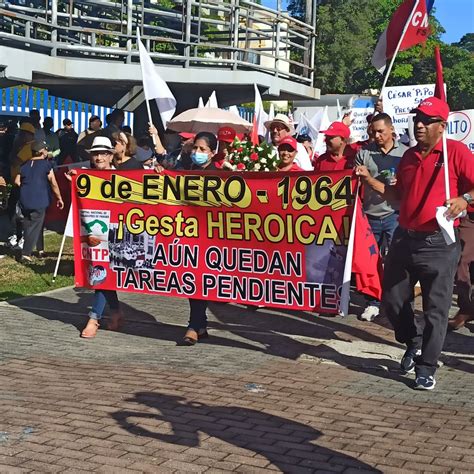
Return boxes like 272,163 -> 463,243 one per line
1,287 -> 473,473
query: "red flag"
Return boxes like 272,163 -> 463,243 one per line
434,45 -> 446,102
372,0 -> 431,73
250,115 -> 259,146
352,196 -> 383,300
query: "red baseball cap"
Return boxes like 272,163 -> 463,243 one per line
412,96 -> 450,121
321,121 -> 351,139
277,136 -> 298,150
179,132 -> 195,140
217,126 -> 237,143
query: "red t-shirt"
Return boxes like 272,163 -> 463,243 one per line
397,139 -> 474,232
313,147 -> 355,172
279,162 -> 303,172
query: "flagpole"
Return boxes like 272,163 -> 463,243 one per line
442,131 -> 450,200
137,30 -> 157,147
339,180 -> 361,317
52,231 -> 68,283
144,99 -> 157,147
379,0 -> 420,98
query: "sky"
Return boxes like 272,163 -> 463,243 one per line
434,0 -> 473,44
261,0 -> 473,44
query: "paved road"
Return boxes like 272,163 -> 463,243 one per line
1,287 -> 473,473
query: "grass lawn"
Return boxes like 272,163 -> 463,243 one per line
0,232 -> 75,301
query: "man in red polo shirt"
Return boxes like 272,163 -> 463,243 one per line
313,122 -> 355,171
375,97 -> 474,390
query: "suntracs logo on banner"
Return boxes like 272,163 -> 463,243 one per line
89,265 -> 107,286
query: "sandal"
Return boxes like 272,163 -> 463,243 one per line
108,311 -> 124,331
81,319 -> 100,338
183,329 -> 198,345
198,329 -> 209,340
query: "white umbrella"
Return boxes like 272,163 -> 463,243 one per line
167,107 -> 252,134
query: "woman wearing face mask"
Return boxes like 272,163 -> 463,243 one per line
189,132 -> 219,171
183,132 -> 219,345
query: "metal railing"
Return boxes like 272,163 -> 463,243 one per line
0,0 -> 315,85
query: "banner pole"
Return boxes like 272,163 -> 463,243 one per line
52,230 -> 68,283
442,131 -> 450,200
339,180 -> 361,317
379,0 -> 420,99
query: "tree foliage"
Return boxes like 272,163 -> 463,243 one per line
288,0 -> 474,110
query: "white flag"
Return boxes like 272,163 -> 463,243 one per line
137,31 -> 176,127
198,97 -> 205,109
254,84 -> 269,137
228,105 -> 240,117
295,113 -> 319,148
268,103 -> 275,122
313,106 -> 331,157
205,91 -> 218,108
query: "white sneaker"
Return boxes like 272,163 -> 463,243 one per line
14,237 -> 24,250
7,235 -> 17,248
360,305 -> 380,321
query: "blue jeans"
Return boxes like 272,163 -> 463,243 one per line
365,212 -> 399,306
89,290 -> 120,320
188,298 -> 208,331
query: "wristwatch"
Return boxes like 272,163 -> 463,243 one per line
462,193 -> 474,205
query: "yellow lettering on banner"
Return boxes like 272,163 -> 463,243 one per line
316,216 -> 342,245
243,214 -> 263,241
206,211 -> 318,244
75,173 -> 252,208
291,176 -> 353,211
264,214 -> 286,243
294,215 -> 316,245
207,213 -> 225,239
121,209 -> 198,238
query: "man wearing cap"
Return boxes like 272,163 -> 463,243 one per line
277,137 -> 303,171
313,122 -> 355,171
265,114 -> 312,171
77,115 -> 102,144
58,118 -> 78,163
355,113 -> 408,322
370,97 -> 474,390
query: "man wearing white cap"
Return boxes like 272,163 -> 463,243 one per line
264,114 -> 312,171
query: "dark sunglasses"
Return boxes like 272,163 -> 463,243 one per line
414,114 -> 444,126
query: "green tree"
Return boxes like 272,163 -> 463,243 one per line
454,33 -> 474,53
287,0 -> 473,111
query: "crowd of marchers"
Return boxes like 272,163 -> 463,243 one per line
0,96 -> 472,391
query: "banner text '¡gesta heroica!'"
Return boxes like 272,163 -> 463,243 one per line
117,208 -> 347,246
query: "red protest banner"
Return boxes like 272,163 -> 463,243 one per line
72,169 -> 356,313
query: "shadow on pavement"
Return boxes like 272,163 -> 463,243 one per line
7,288 -> 415,385
112,391 -> 381,473
209,302 -> 412,387
8,290 -> 266,353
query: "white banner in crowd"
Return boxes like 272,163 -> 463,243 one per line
382,84 -> 436,131
350,107 -> 375,142
447,110 -> 474,153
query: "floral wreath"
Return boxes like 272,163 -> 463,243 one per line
222,138 -> 280,171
